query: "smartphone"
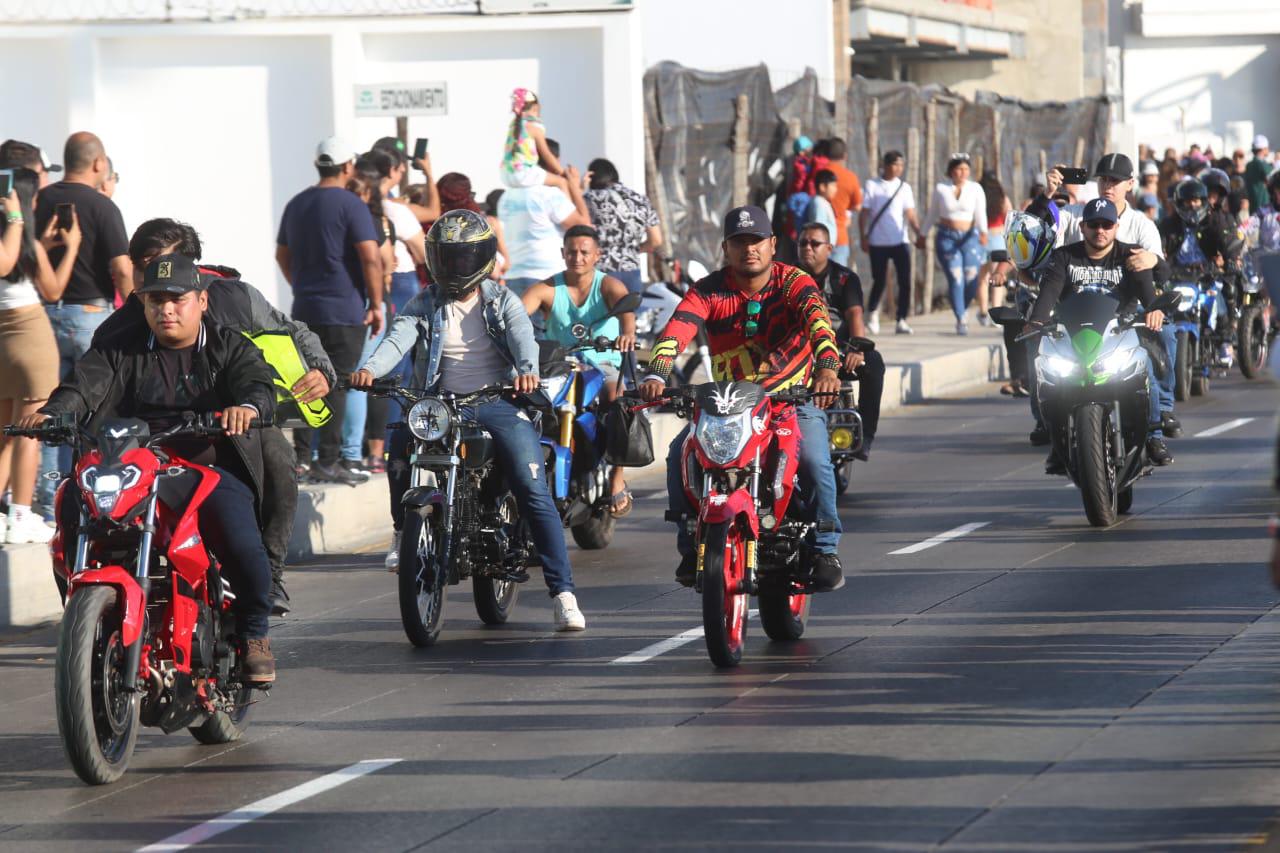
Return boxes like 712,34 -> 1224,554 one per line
55,203 -> 73,230
412,138 -> 429,169
1059,167 -> 1089,185
0,169 -> 12,198
988,249 -> 1009,264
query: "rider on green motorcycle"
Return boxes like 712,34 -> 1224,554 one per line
1025,198 -> 1169,472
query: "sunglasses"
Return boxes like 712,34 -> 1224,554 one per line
797,239 -> 828,248
1083,219 -> 1117,230
744,300 -> 761,337
949,152 -> 971,162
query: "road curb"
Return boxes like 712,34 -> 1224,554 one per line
0,336 -> 1005,630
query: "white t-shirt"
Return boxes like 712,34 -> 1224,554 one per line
0,275 -> 40,311
383,200 -> 423,275
1057,201 -> 1164,256
861,177 -> 916,246
922,181 -> 988,234
439,293 -> 509,394
498,185 -> 576,280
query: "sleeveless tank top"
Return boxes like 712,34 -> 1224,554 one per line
548,270 -> 621,369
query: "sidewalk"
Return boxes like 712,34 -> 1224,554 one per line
0,308 -> 1007,630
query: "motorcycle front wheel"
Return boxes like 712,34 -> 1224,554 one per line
55,586 -> 140,785
700,521 -> 748,668
1238,305 -> 1268,379
1192,335 -> 1212,396
398,508 -> 447,647
1075,403 -> 1118,528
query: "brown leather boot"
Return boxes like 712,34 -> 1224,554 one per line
241,637 -> 276,686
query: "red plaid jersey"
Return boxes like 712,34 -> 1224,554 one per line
649,261 -> 841,390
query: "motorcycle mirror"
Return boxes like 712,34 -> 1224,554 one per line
608,292 -> 643,317
845,336 -> 876,353
988,306 -> 1023,326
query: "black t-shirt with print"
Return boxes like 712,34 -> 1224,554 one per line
34,181 -> 129,304
1029,240 -> 1157,325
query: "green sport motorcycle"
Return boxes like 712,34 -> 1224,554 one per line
1008,289 -> 1180,527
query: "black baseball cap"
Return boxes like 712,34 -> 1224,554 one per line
1082,197 -> 1119,224
723,205 -> 772,240
1093,153 -> 1134,181
0,139 -> 62,174
138,254 -> 205,295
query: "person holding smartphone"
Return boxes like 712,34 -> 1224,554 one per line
30,132 -> 132,519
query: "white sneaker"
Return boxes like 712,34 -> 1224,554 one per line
956,320 -> 969,336
896,319 -> 913,335
553,591 -> 586,632
6,511 -> 53,545
867,311 -> 880,335
977,312 -> 992,327
0,514 -> 7,544
385,530 -> 401,573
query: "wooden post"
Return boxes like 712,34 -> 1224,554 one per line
644,97 -> 674,284
732,93 -> 750,208
396,116 -> 410,194
948,102 -> 960,157
1073,136 -> 1087,171
920,102 -> 935,315
868,98 -> 880,167
1013,144 -> 1024,197
991,110 -> 1003,195
1038,148 -> 1048,176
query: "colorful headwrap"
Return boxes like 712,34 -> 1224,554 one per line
510,87 -> 539,115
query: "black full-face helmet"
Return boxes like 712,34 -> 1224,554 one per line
1175,178 -> 1209,225
425,208 -> 498,300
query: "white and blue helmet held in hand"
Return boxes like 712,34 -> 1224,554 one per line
1003,200 -> 1059,273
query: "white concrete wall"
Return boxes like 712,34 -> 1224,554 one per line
0,11 -> 641,311
1120,34 -> 1280,153
638,0 -> 836,97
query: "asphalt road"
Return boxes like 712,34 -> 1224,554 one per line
2,373 -> 1279,853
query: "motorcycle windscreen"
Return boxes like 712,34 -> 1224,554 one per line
1053,290 -> 1121,336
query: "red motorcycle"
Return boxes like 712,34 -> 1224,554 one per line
5,412 -> 265,785
643,382 -> 833,667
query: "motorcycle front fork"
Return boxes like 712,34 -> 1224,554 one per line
124,483 -> 161,691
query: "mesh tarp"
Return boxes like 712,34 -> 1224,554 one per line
644,62 -> 784,272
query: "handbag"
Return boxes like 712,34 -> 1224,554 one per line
603,351 -> 655,467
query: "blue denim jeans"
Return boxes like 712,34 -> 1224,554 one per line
1146,359 -> 1163,438
935,227 -> 984,321
389,400 -> 573,596
1157,323 -> 1177,415
37,303 -> 112,513
199,469 -> 273,638
666,402 -> 840,557
342,304 -> 386,461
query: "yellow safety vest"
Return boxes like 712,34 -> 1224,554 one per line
242,329 -> 332,427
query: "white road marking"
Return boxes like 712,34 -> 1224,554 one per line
136,758 -> 402,852
612,609 -> 759,664
889,522 -> 990,555
1193,417 -> 1254,439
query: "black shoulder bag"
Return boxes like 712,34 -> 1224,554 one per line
603,351 -> 654,467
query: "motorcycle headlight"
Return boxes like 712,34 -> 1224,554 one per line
830,427 -> 854,450
1095,348 -> 1141,379
407,397 -> 451,442
1043,355 -> 1080,378
695,411 -> 751,466
1174,285 -> 1197,312
79,464 -> 141,513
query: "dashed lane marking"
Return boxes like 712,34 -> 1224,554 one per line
889,521 -> 991,555
611,609 -> 759,664
136,759 -> 402,852
1193,417 -> 1254,439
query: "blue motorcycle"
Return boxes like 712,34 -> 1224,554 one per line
536,292 -> 642,550
1168,269 -> 1217,400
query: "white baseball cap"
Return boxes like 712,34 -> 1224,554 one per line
1253,134 -> 1270,151
315,135 -> 357,167
1140,161 -> 1159,177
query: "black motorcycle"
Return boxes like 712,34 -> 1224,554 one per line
828,337 -> 874,495
360,383 -> 540,647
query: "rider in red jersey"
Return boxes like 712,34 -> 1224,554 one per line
639,205 -> 846,590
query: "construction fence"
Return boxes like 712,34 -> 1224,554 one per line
644,61 -> 1113,313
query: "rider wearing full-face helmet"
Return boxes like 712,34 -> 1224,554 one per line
1000,199 -> 1059,444
350,209 -> 587,633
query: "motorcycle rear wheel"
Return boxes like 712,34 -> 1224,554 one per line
398,508 -> 447,647
1192,336 -> 1211,396
834,460 -> 851,496
1174,331 -> 1191,402
1076,403 -> 1118,528
700,521 -> 747,668
474,495 -> 520,625
1117,485 -> 1134,515
55,586 -> 139,785
1238,306 -> 1268,379
190,617 -> 253,744
759,584 -> 810,642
